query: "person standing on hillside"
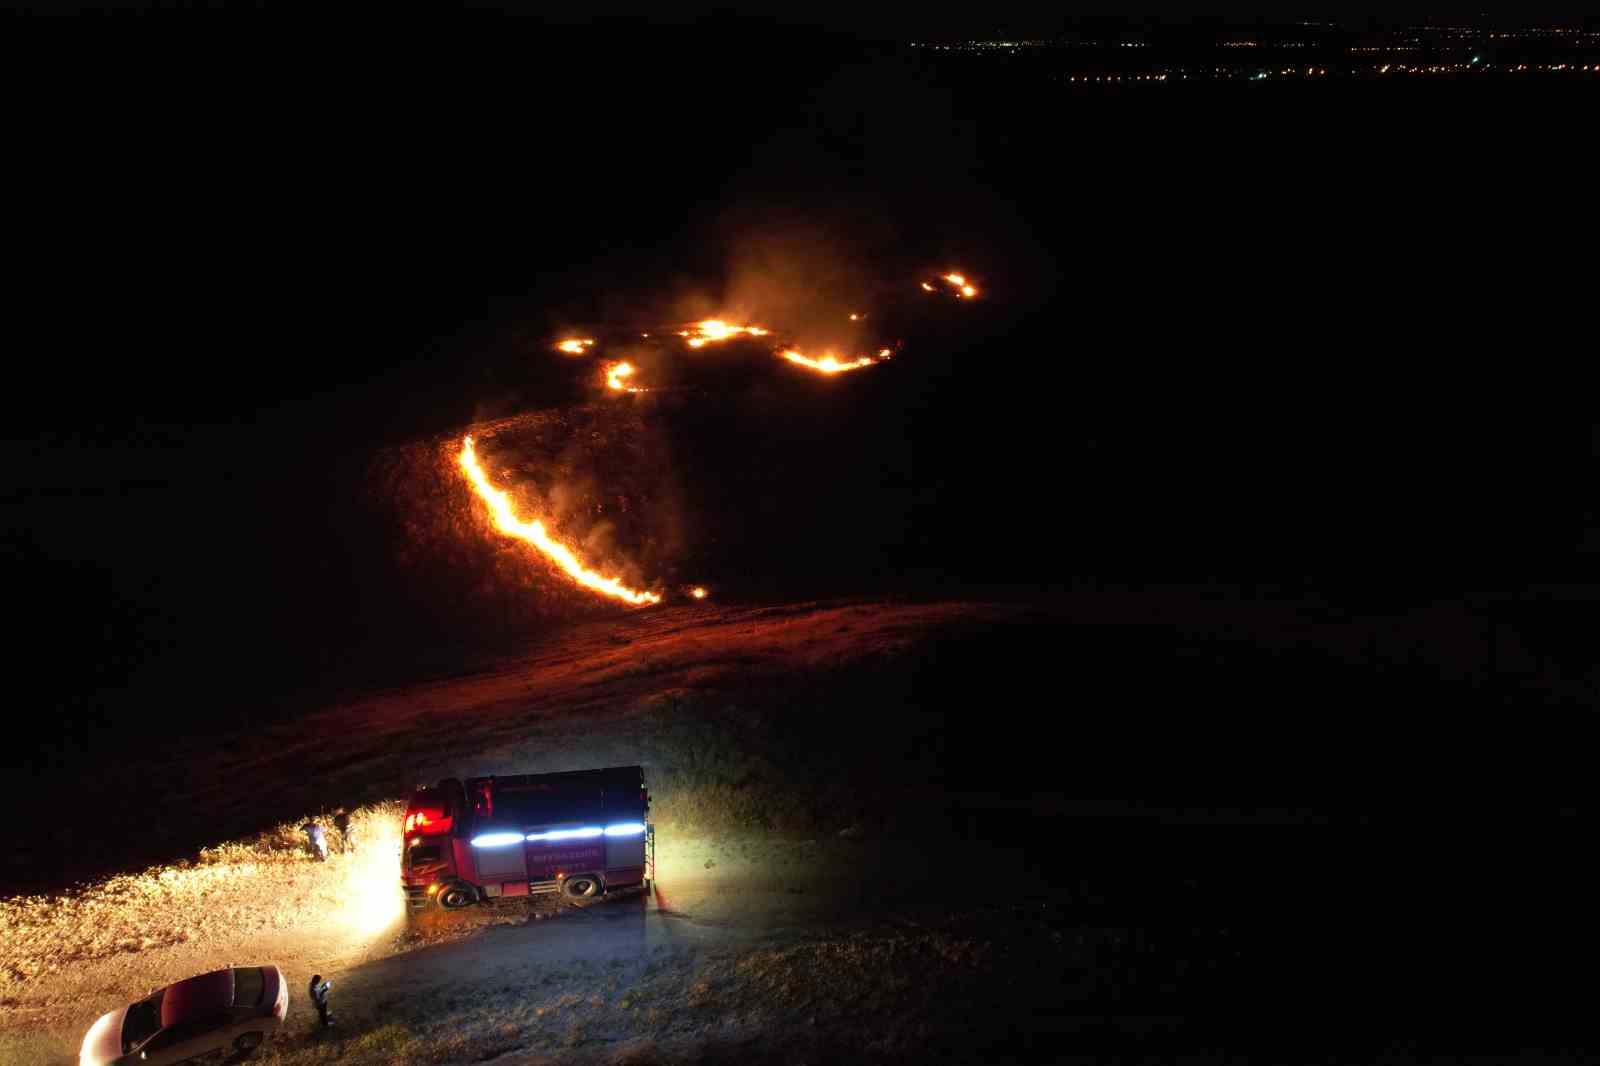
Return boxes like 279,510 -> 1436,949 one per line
308,974 -> 333,1027
333,808 -> 353,854
302,821 -> 328,862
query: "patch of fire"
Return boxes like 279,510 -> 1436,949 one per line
605,362 -> 648,393
922,271 -> 979,298
457,436 -> 662,606
678,319 -> 770,348
779,348 -> 884,375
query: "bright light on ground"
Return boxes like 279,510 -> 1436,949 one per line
333,809 -> 406,943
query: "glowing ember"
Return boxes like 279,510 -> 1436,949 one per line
606,361 -> 646,392
849,313 -> 863,321
925,273 -> 979,298
679,319 -> 771,348
556,338 -> 596,355
780,349 -> 880,375
691,586 -> 708,600
457,436 -> 661,606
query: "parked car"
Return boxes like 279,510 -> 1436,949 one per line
79,965 -> 288,1065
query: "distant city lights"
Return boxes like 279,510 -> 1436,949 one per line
913,23 -> 1600,85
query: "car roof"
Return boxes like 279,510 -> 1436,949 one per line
161,968 -> 233,1026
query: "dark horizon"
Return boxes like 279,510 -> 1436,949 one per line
6,5 -> 1599,35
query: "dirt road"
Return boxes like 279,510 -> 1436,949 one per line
245,826 -> 1074,1065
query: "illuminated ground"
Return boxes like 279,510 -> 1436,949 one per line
3,590 -> 1589,1064
1,598 -> 1024,1062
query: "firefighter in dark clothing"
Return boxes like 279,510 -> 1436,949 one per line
333,808 -> 353,854
308,974 -> 333,1027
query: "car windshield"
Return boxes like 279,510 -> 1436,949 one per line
232,967 -> 265,1007
122,991 -> 163,1051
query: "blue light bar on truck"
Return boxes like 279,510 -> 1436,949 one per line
473,823 -> 648,846
525,827 -> 603,841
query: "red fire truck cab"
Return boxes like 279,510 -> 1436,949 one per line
402,766 -> 654,909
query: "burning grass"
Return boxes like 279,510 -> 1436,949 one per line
459,434 -> 663,605
677,319 -> 770,349
366,406 -> 684,631
778,348 -> 881,375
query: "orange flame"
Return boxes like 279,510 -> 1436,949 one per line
606,362 -> 647,392
680,319 -> 770,348
457,436 -> 661,606
691,586 -> 708,600
557,338 -> 595,355
925,273 -> 979,298
780,349 -> 880,375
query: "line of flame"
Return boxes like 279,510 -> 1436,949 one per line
457,436 -> 661,606
780,349 -> 881,375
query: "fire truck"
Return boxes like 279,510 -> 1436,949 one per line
401,766 -> 654,909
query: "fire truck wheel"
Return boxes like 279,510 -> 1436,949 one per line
437,882 -> 477,909
561,874 -> 602,900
